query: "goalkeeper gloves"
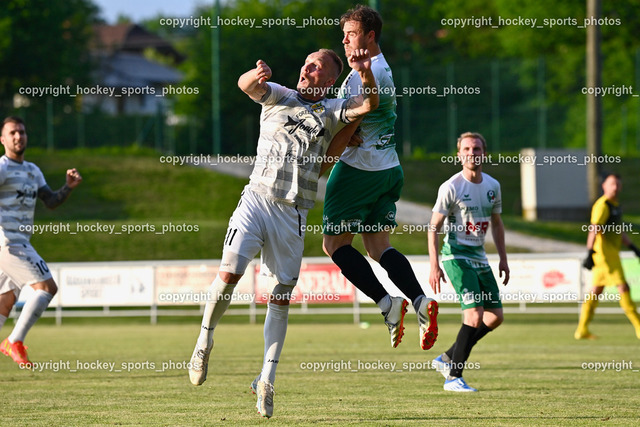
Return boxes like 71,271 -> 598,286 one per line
582,249 -> 596,270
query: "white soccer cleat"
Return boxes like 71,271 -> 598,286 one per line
188,343 -> 211,386
250,375 -> 259,394
256,380 -> 275,418
383,296 -> 409,348
444,376 -> 477,392
418,297 -> 439,350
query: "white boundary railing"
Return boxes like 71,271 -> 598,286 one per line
11,253 -> 640,324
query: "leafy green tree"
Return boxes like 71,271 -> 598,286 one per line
0,0 -> 100,109
435,0 -> 640,152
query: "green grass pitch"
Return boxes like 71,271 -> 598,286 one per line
1,313 -> 639,425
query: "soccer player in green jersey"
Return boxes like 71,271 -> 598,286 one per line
322,4 -> 438,352
428,132 -> 509,392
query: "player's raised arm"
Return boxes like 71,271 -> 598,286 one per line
37,168 -> 82,209
343,49 -> 379,122
320,120 -> 363,176
238,60 -> 272,101
428,211 -> 447,294
491,212 -> 510,285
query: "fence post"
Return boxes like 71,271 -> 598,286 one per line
77,110 -> 85,148
151,265 -> 158,325
47,96 -> 54,151
491,60 -> 500,151
447,62 -> 456,152
401,66 -> 411,157
537,57 -> 547,149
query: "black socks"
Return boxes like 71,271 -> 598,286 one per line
332,245 -> 387,303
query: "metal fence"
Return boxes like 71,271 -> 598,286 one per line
8,55 -> 640,156
7,253 -> 640,325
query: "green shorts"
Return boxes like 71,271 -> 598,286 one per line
442,258 -> 502,310
323,161 -> 403,235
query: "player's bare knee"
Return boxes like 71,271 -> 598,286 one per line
0,291 -> 16,316
463,308 -> 483,328
270,283 -> 294,306
322,237 -> 341,257
33,279 -> 57,296
47,282 -> 58,296
324,233 -> 355,258
362,234 -> 391,262
219,271 -> 243,284
364,246 -> 381,262
618,283 -> 630,294
322,238 -> 333,257
270,296 -> 290,306
218,251 -> 250,284
489,315 -> 504,329
484,309 -> 504,329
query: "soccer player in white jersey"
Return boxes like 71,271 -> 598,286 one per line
188,48 -> 378,418
321,4 -> 439,351
0,116 -> 82,368
428,132 -> 509,392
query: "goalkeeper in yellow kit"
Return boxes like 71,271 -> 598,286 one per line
575,172 -> 640,339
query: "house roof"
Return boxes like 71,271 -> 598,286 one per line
93,24 -> 185,63
101,52 -> 183,87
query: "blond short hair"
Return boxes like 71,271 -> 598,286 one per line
318,48 -> 344,80
457,132 -> 487,152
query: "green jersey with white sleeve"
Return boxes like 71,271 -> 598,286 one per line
432,171 -> 502,264
338,53 -> 398,171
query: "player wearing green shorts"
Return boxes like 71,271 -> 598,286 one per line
322,5 -> 438,351
428,132 -> 509,392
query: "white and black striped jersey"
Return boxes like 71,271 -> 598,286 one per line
247,82 -> 349,209
0,155 -> 46,245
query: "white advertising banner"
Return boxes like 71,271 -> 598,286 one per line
42,255 -> 588,309
59,266 -> 154,307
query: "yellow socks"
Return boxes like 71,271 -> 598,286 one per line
619,291 -> 640,339
575,296 -> 598,339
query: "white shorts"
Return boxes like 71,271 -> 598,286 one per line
0,243 -> 53,299
220,190 -> 307,286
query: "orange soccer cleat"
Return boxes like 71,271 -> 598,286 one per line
1,338 -> 33,368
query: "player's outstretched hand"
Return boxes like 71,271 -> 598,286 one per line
582,249 -> 595,270
429,265 -> 446,294
499,260 -> 510,285
66,168 -> 82,189
255,60 -> 272,84
348,48 -> 371,73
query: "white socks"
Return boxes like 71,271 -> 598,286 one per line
196,276 -> 236,349
377,294 -> 392,313
260,302 -> 289,384
8,290 -> 53,343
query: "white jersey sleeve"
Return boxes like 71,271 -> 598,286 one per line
257,82 -> 289,106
